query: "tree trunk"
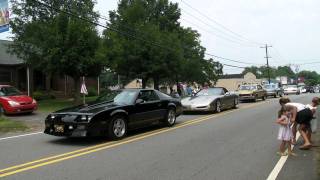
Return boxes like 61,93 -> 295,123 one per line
153,76 -> 160,90
73,76 -> 81,105
142,77 -> 148,89
45,73 -> 52,91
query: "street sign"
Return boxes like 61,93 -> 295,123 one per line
0,0 -> 9,33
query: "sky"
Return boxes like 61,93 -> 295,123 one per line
1,0 -> 320,74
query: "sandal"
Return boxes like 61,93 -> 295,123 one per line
299,144 -> 311,150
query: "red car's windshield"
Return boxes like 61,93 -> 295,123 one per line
0,86 -> 23,96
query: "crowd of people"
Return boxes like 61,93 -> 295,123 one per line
0,7 -> 9,25
276,96 -> 319,156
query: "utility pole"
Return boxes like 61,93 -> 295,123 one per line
261,44 -> 272,84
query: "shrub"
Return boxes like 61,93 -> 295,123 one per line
87,87 -> 98,97
33,91 -> 55,101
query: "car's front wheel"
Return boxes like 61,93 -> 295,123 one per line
215,100 -> 221,113
108,115 -> 127,140
233,98 -> 238,109
164,108 -> 176,127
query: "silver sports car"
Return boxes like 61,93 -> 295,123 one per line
181,87 -> 239,113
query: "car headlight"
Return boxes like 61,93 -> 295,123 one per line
8,100 -> 20,107
32,99 -> 37,104
78,115 -> 92,122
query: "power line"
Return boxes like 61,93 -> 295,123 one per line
181,9 -> 258,47
205,52 -> 263,66
181,18 -> 258,47
180,0 -> 264,46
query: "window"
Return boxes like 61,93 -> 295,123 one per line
138,90 -> 160,102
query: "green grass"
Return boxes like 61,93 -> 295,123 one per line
38,96 -> 98,112
0,116 -> 28,133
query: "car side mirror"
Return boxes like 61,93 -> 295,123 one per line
225,92 -> 231,95
135,99 -> 144,104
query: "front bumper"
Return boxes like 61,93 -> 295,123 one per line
44,121 -> 89,137
4,104 -> 37,114
266,91 -> 276,96
239,95 -> 255,100
182,104 -> 214,112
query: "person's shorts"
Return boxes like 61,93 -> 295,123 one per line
296,108 -> 313,126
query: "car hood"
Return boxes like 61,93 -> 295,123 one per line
0,95 -> 33,103
53,101 -> 125,114
181,95 -> 220,106
238,90 -> 254,94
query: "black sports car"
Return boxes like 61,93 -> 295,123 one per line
44,89 -> 183,140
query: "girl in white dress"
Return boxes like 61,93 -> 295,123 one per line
276,106 -> 296,156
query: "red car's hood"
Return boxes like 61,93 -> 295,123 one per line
1,95 -> 33,103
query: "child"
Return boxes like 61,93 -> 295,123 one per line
306,97 -> 319,137
276,106 -> 296,156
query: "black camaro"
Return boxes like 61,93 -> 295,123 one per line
44,89 -> 183,140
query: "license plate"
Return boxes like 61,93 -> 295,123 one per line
54,125 -> 64,133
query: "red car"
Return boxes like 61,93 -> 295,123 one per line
0,85 -> 37,114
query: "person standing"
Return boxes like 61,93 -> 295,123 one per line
276,106 -> 296,156
186,85 -> 193,96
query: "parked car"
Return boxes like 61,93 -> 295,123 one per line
305,86 -> 315,93
0,85 -> 37,114
263,84 -> 284,98
44,89 -> 182,140
283,85 -> 300,95
181,87 -> 239,113
238,84 -> 267,102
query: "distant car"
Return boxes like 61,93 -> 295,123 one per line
238,84 -> 267,102
0,85 -> 37,114
305,86 -> 315,93
44,89 -> 182,140
283,85 -> 300,95
263,84 -> 284,98
181,87 -> 239,113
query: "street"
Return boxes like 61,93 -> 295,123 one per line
0,93 -> 318,180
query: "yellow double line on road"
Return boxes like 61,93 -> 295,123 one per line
0,101 -> 266,178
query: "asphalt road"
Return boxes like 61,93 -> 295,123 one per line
0,94 -> 318,180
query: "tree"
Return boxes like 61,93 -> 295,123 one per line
102,0 -> 222,89
9,0 -> 103,103
298,70 -> 320,86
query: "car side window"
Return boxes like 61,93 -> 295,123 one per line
138,90 -> 160,102
0,88 -> 3,96
223,88 -> 228,94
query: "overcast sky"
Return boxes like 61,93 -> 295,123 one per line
1,0 -> 319,74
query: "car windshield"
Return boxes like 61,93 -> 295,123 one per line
287,85 -> 297,88
196,88 -> 223,96
239,86 -> 256,90
0,86 -> 23,96
264,84 -> 275,89
95,90 -> 138,104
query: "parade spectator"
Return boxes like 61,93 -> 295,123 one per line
276,105 -> 296,156
279,97 -> 314,149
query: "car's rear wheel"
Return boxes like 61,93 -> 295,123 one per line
164,108 -> 176,127
108,115 -> 127,140
215,100 -> 221,113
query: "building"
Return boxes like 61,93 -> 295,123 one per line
0,40 -> 99,97
215,72 -> 262,91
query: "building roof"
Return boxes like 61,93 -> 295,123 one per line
219,73 -> 244,79
0,40 -> 23,65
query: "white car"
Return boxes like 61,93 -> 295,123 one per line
283,85 -> 300,95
